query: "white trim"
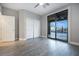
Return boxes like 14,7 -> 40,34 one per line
0,40 -> 14,42
19,38 -> 26,40
41,36 -> 47,38
69,41 -> 79,46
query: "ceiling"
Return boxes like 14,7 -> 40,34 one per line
1,3 -> 69,15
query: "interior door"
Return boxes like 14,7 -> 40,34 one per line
0,15 -> 15,41
26,18 -> 33,39
34,19 -> 40,38
26,18 -> 40,39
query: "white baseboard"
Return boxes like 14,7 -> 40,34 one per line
0,40 -> 14,42
69,41 -> 79,46
19,38 -> 26,40
41,36 -> 47,38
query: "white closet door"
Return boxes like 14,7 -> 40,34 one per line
26,18 -> 40,39
0,15 -> 15,41
26,18 -> 33,39
0,18 -> 2,40
34,19 -> 40,38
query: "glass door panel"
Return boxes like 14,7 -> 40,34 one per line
47,10 -> 68,42
49,22 -> 55,38
56,20 -> 68,41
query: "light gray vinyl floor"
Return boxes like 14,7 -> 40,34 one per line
0,38 -> 79,56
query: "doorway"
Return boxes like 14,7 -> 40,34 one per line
47,10 -> 68,42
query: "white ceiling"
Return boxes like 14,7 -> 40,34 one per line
1,3 -> 69,15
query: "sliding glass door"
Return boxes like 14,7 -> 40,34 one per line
47,10 -> 68,42
56,20 -> 68,41
50,21 -> 55,38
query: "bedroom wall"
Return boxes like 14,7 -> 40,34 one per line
0,5 -> 41,41
40,4 -> 79,45
19,10 -> 41,40
1,7 -> 19,41
41,5 -> 69,38
0,6 -> 1,15
69,4 -> 79,45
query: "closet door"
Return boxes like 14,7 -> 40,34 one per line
0,15 -> 15,41
26,18 -> 40,39
26,18 -> 33,39
0,17 -> 2,40
34,19 -> 40,38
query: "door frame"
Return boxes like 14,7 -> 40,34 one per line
47,9 -> 68,42
47,20 -> 68,42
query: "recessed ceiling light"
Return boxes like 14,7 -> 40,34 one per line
39,3 -> 44,5
34,3 -> 50,8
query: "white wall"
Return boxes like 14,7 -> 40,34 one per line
0,5 -> 41,41
69,4 -> 79,45
1,5 -> 41,40
41,5 -> 69,38
2,7 -> 19,41
41,4 -> 79,45
0,15 -> 15,41
41,15 -> 47,37
0,5 -> 2,15
19,10 -> 41,40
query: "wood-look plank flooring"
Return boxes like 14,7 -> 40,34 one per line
0,38 -> 79,56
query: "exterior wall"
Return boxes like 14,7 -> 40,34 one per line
41,4 -> 79,46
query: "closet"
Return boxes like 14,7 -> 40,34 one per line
19,10 -> 40,40
0,15 -> 15,41
26,18 -> 40,39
